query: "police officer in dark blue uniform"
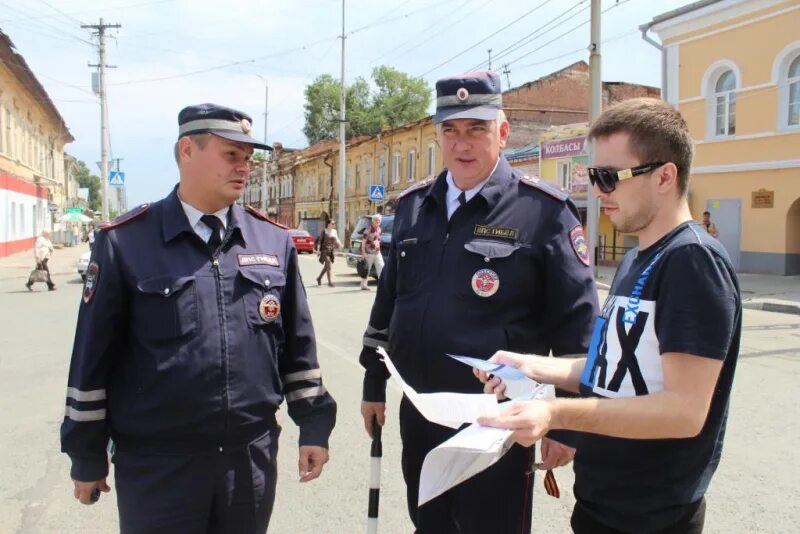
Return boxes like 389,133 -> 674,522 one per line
359,72 -> 599,533
61,103 -> 336,533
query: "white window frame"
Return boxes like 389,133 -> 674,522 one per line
557,160 -> 571,191
702,60 -> 740,139
407,150 -> 416,182
714,71 -> 737,136
427,143 -> 436,176
773,42 -> 800,131
378,155 -> 386,185
392,152 -> 401,184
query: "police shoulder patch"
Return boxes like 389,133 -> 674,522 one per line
98,203 -> 150,231
569,225 -> 591,266
245,204 -> 288,230
83,261 -> 100,303
519,175 -> 568,202
396,174 -> 436,201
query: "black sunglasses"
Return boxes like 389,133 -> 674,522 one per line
587,162 -> 666,193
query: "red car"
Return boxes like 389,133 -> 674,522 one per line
289,229 -> 315,253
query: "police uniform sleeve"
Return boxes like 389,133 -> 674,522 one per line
60,230 -> 128,482
358,230 -> 397,402
543,202 -> 599,355
279,240 -> 337,448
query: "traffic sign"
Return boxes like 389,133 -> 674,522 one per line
369,184 -> 385,202
109,171 -> 125,186
48,203 -> 59,213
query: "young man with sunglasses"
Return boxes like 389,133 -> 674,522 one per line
477,98 -> 742,533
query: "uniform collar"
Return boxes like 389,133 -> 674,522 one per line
162,186 -> 247,246
426,156 -> 513,211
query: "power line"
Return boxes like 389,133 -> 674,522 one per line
417,0 -> 558,77
514,29 -> 636,70
0,0 -> 176,24
35,0 -> 84,26
0,1 -> 94,46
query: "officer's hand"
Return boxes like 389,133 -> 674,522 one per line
538,437 -> 575,470
473,369 -> 508,400
298,446 -> 329,483
361,401 -> 386,438
73,478 -> 110,505
478,400 -> 552,448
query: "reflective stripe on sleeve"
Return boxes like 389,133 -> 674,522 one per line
285,385 -> 328,403
363,336 -> 388,350
365,325 -> 388,336
66,387 -> 107,402
64,405 -> 106,422
282,369 -> 322,384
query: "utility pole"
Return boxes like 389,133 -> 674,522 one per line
259,79 -> 269,212
587,0 -> 601,275
111,157 -> 124,214
83,18 -> 120,222
487,48 -> 492,70
338,0 -> 346,233
501,64 -> 511,88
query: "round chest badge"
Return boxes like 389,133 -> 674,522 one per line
471,269 -> 499,298
259,295 -> 281,322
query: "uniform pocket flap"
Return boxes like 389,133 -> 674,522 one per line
239,268 -> 286,289
136,275 -> 195,297
464,239 -> 520,259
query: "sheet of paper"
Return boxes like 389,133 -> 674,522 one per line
419,423 -> 514,505
377,347 -> 498,429
447,353 -> 547,400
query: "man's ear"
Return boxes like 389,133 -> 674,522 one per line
498,120 -> 510,149
178,137 -> 194,163
657,162 -> 679,195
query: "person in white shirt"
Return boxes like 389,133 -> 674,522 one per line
27,230 -> 56,291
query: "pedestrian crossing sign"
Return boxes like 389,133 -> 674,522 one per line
369,185 -> 385,202
109,171 -> 125,187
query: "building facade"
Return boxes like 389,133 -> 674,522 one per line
645,0 -> 800,274
0,30 -> 73,256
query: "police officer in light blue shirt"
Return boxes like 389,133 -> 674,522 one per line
61,103 -> 336,533
359,72 -> 599,533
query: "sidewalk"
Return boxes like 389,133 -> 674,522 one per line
596,264 -> 800,315
0,243 -> 89,282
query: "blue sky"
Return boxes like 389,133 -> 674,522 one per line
1,0 -> 691,207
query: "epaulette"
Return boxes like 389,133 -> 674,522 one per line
396,174 -> 436,201
519,175 -> 568,202
245,204 -> 288,230
98,203 -> 150,231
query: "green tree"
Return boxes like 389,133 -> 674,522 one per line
75,160 -> 102,212
302,67 -> 431,144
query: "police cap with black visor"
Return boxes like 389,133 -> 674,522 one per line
178,102 -> 272,150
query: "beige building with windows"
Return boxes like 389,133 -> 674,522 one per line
0,29 -> 73,256
643,0 -> 800,274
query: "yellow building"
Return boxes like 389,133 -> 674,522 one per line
1,29 -> 73,256
644,0 -> 800,274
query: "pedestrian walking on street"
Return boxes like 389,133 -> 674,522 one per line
314,218 -> 342,287
60,103 -> 337,533
26,229 -> 56,291
478,98 -> 742,534
702,210 -> 719,238
360,214 -> 384,291
359,71 -> 598,534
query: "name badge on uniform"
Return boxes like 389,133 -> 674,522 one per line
259,295 -> 281,323
471,268 -> 500,298
239,254 -> 279,267
473,225 -> 518,241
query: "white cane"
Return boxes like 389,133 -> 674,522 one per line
367,415 -> 382,534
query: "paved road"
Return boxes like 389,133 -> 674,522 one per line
0,251 -> 798,533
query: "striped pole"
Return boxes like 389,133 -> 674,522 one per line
367,415 -> 382,534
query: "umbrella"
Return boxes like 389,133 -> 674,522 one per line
59,212 -> 93,224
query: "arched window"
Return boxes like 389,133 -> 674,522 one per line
788,55 -> 800,126
714,70 -> 736,136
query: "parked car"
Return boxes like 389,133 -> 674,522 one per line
76,251 -> 90,281
346,214 -> 394,279
288,229 -> 315,253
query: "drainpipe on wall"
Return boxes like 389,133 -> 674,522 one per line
640,24 -> 667,101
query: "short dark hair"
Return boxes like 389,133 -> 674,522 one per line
173,134 -> 211,164
703,211 -> 711,216
588,98 -> 693,196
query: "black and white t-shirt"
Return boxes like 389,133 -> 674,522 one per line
574,221 -> 741,533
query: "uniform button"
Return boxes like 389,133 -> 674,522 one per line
218,446 -> 223,453
264,279 -> 271,287
163,288 -> 170,295
484,257 -> 490,263
400,251 -> 406,258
